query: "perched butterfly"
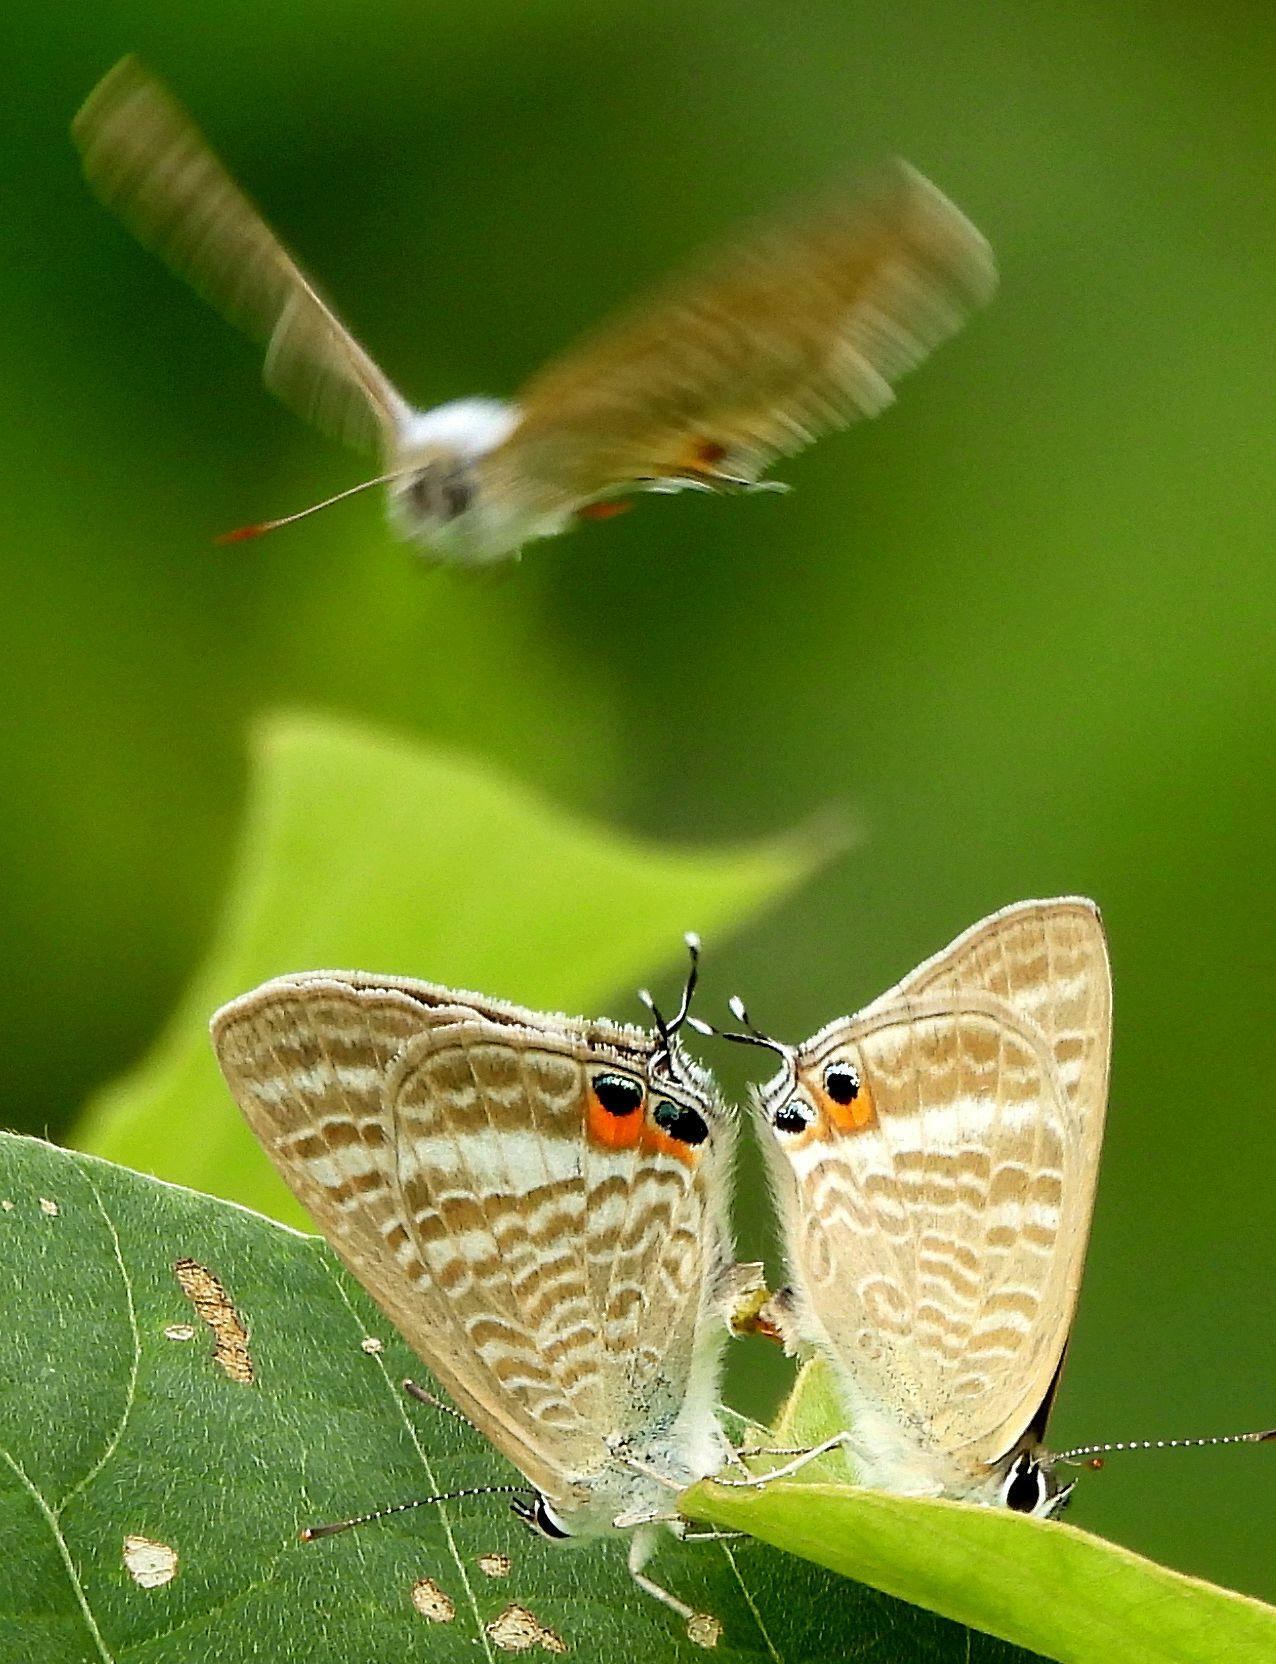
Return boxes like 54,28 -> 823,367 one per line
75,57 -> 996,563
209,940 -> 750,1635
698,898 -> 1273,1513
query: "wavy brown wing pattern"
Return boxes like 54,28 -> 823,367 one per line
210,973 -> 734,1510
777,899 -> 1111,1475
73,58 -> 407,454
487,160 -> 996,515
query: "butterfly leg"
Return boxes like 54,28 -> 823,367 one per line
626,1524 -> 697,1622
711,1431 -> 854,1487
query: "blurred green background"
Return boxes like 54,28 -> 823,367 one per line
4,0 -> 1275,1610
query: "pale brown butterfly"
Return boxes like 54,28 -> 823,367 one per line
209,938 -> 753,1639
697,898 -> 1273,1512
74,57 -> 996,564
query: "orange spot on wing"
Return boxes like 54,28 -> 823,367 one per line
640,1125 -> 700,1167
578,500 -> 632,522
691,438 -> 728,467
823,1078 -> 877,1135
586,1089 -> 644,1150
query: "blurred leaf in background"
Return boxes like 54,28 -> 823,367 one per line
4,0 -> 1276,1609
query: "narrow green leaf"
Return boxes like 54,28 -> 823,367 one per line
74,709 -> 833,1226
0,1133 -> 1034,1663
685,1360 -> 1276,1664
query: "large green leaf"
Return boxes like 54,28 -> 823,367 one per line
74,710 -> 830,1226
685,1361 -> 1276,1664
0,1132 -> 1035,1663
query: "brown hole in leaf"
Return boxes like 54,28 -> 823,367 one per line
487,1604 -> 567,1653
687,1612 -> 723,1649
123,1534 -> 178,1588
478,1551 -> 512,1577
410,1577 -> 455,1622
173,1259 -> 254,1383
360,1336 -> 383,1354
39,1197 -> 59,1216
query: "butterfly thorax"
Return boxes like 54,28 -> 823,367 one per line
389,398 -> 576,561
538,1411 -> 732,1540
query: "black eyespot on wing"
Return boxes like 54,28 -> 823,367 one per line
653,1099 -> 709,1146
592,1072 -> 644,1116
1004,1455 -> 1047,1514
823,1063 -> 861,1105
774,1101 -> 812,1135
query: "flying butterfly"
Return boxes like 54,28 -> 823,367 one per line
698,898 -> 1274,1513
209,939 -> 751,1639
74,57 -> 996,563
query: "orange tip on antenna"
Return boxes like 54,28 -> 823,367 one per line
214,522 -> 271,546
212,468 -> 411,548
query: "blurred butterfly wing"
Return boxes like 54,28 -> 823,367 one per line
74,58 -> 409,454
485,160 -> 995,515
388,1020 -> 736,1485
773,900 -> 1111,1472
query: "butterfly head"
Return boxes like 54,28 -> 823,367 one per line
388,398 -> 530,558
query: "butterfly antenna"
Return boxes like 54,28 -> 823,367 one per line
215,468 -> 412,545
688,994 -> 798,1096
301,1483 -> 527,1541
670,932 -> 702,1033
1053,1427 -> 1276,1468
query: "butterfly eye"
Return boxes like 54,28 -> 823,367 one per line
823,1063 -> 861,1105
652,1099 -> 710,1147
591,1073 -> 644,1116
772,1099 -> 814,1136
1001,1454 -> 1050,1515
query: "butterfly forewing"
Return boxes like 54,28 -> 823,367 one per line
485,160 -> 996,515
73,58 -> 407,454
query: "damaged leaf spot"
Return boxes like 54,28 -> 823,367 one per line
410,1577 -> 455,1622
39,1197 -> 60,1216
687,1613 -> 723,1649
1,1199 -> 13,1212
360,1336 -> 383,1354
173,1258 -> 254,1382
487,1604 -> 567,1653
478,1551 -> 512,1577
163,1323 -> 197,1342
123,1533 -> 179,1588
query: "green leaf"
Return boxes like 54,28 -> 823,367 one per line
0,1132 -> 1035,1663
74,709 -> 833,1226
685,1359 -> 1276,1664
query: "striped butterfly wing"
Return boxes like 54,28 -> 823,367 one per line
74,58 -> 409,455
212,974 -> 735,1506
387,1019 -> 736,1485
483,160 -> 995,518
767,899 -> 1111,1472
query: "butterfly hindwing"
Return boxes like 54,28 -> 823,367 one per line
760,899 -> 1111,1485
211,972 -> 736,1514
